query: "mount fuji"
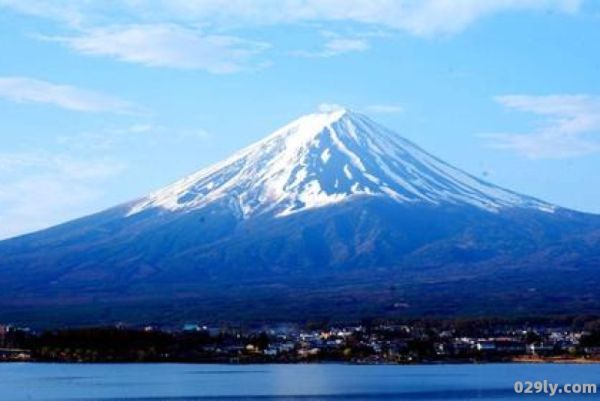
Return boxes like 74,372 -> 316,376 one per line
127,109 -> 553,218
1,109 -> 599,326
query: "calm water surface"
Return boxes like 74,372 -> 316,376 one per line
1,363 -> 599,401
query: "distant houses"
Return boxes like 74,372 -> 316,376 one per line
0,348 -> 31,361
1,319 -> 599,363
0,324 -> 32,361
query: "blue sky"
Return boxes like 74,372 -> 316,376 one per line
0,0 -> 599,239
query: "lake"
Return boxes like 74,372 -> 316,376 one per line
1,363 -> 599,400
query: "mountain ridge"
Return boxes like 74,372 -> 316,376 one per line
0,109 -> 598,327
127,109 -> 556,220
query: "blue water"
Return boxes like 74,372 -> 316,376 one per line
0,363 -> 598,401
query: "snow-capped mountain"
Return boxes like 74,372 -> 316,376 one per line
0,109 -> 599,326
129,109 -> 554,218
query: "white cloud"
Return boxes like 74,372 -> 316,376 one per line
126,123 -> 155,134
0,151 -> 126,239
178,128 -> 212,140
140,1 -> 583,36
0,76 -> 139,113
0,0 -> 583,71
482,95 -> 600,159
365,104 -> 405,114
46,24 -> 269,73
380,0 -> 581,36
294,32 -> 369,58
0,176 -> 102,240
322,37 -> 368,55
0,152 -> 125,179
102,0 -> 579,37
1,1 -> 582,52
0,0 -> 85,27
317,103 -> 346,113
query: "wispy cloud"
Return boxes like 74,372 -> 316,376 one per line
113,0 -> 582,37
0,118 -> 215,239
45,24 -> 270,73
0,0 -> 85,27
0,0 -> 583,71
0,76 -> 139,113
365,104 -> 405,114
0,151 -> 126,239
57,123 -> 212,153
178,128 -> 212,140
317,103 -> 347,113
384,0 -> 581,36
293,31 -> 368,58
482,95 -> 600,159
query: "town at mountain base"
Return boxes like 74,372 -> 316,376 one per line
1,109 -> 599,327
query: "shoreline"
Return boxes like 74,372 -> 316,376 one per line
3,357 -> 600,365
511,356 -> 600,364
4,319 -> 600,366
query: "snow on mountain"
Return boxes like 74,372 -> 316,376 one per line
128,108 -> 555,218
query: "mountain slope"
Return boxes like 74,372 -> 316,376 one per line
129,109 -> 554,218
0,109 -> 599,327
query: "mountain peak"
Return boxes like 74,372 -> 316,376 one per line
128,111 -> 556,218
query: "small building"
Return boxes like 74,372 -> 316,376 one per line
298,348 -> 320,357
495,340 -> 526,354
182,324 -> 201,332
583,346 -> 600,356
528,343 -> 555,356
476,341 -> 496,351
274,342 -> 295,353
0,348 -> 31,361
